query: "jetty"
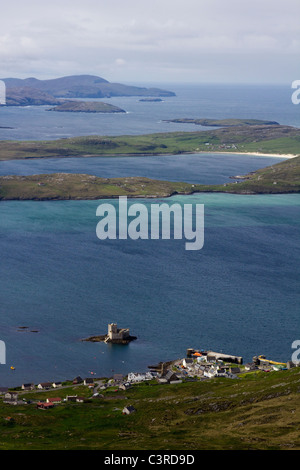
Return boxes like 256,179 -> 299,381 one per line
186,348 -> 243,365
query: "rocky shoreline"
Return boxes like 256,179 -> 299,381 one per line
81,334 -> 137,344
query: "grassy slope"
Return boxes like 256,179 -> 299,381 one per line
224,155 -> 300,193
1,368 -> 299,450
1,125 -> 300,161
0,174 -> 199,200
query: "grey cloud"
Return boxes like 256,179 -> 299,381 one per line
0,0 -> 299,83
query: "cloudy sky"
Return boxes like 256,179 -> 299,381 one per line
1,0 -> 299,84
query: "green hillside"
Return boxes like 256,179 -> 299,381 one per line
1,367 -> 299,450
0,123 -> 300,161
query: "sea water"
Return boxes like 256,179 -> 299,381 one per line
0,83 -> 299,386
0,83 -> 299,140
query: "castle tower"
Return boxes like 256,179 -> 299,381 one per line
108,323 -> 118,340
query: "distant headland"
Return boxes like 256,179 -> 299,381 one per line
164,118 -> 280,127
1,74 -> 175,106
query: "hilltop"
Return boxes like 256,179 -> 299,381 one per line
2,74 -> 175,106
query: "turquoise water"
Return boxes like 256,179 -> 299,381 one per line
0,83 -> 299,386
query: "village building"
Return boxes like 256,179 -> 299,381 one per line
37,401 -> 54,410
113,373 -> 124,384
84,378 -> 94,386
183,358 -> 194,369
244,363 -> 258,371
122,405 -> 136,415
37,382 -> 52,390
127,372 -> 153,383
286,361 -> 296,369
119,382 -> 131,391
66,395 -> 77,402
52,382 -> 62,388
73,376 -> 83,385
22,383 -> 35,391
76,397 -> 86,403
163,370 -> 181,384
3,392 -> 18,405
46,397 -> 62,404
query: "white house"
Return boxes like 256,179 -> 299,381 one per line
183,358 -> 194,369
22,383 -> 35,391
52,382 -> 62,388
127,372 -> 153,383
3,392 -> 18,404
204,367 -> 217,378
122,405 -> 136,415
37,382 -> 52,390
84,378 -> 94,386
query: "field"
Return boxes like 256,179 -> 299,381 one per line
0,124 -> 300,161
1,367 -> 299,450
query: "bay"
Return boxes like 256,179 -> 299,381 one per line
0,83 -> 299,387
0,83 -> 299,141
0,193 -> 299,387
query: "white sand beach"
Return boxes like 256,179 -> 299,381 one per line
212,151 -> 298,159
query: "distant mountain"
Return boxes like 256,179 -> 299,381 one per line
2,75 -> 175,105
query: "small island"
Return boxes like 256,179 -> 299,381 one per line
164,118 -> 280,127
139,98 -> 163,102
82,323 -> 137,345
47,101 -> 126,113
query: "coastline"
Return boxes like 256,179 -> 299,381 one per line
210,151 -> 297,159
0,153 -> 300,200
0,149 -> 297,163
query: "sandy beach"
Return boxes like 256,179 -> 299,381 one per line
210,151 -> 298,159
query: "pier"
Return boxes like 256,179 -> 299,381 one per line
187,348 -> 243,365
